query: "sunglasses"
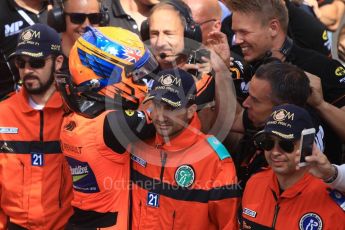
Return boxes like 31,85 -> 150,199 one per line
65,12 -> 102,25
15,57 -> 51,69
257,138 -> 295,153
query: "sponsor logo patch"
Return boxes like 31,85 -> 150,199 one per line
335,67 -> 345,77
175,165 -> 195,188
131,154 -> 147,167
322,30 -> 328,41
243,208 -> 257,218
0,127 -> 18,134
66,157 -> 100,193
61,143 -> 81,154
299,213 -> 322,230
4,21 -> 24,37
125,110 -> 135,116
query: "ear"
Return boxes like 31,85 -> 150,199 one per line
187,104 -> 197,120
213,19 -> 221,32
268,19 -> 280,37
55,54 -> 64,71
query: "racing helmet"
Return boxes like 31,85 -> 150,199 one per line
55,26 -> 158,118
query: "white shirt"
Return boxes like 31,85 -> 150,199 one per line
328,164 -> 345,192
29,97 -> 44,110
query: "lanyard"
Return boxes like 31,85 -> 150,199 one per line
16,8 -> 35,26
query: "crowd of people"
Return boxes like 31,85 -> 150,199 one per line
0,0 -> 345,229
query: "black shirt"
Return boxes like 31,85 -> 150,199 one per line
103,110 -> 155,153
221,2 -> 332,59
286,43 -> 345,108
235,42 -> 345,164
104,0 -> 140,35
0,0 -> 48,99
285,0 -> 331,57
288,43 -> 345,163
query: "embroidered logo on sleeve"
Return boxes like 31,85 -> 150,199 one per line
0,127 -> 18,134
335,66 -> 345,77
243,208 -> 257,218
131,154 -> 147,167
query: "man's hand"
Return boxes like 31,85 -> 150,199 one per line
295,143 -> 335,181
206,31 -> 231,68
182,56 -> 212,76
306,71 -> 325,109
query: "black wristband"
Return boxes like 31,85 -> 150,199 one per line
324,165 -> 338,184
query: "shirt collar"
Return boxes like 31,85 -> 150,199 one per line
19,89 -> 63,113
111,0 -> 128,17
269,169 -> 313,199
155,114 -> 202,152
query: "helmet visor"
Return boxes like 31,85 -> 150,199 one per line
128,49 -> 159,81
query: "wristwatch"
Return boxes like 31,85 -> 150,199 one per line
324,165 -> 338,184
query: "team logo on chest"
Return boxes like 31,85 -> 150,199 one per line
175,165 -> 195,188
299,213 -> 323,230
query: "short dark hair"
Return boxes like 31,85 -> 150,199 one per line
254,62 -> 311,106
226,0 -> 289,33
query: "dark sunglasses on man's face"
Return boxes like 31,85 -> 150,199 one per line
65,12 -> 102,25
258,138 -> 295,153
15,57 -> 50,69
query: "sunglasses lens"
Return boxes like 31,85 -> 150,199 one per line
279,140 -> 295,153
69,13 -> 87,24
88,13 -> 102,24
68,13 -> 102,24
261,139 -> 295,153
30,59 -> 46,68
15,58 -> 26,68
261,139 -> 275,151
15,58 -> 46,69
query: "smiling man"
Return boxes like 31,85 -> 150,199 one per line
131,68 -> 240,230
241,104 -> 345,230
226,0 -> 345,165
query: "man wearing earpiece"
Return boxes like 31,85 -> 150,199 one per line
0,0 -> 52,100
55,26 -> 158,230
142,0 -> 235,137
226,0 -> 345,165
48,0 -> 110,73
